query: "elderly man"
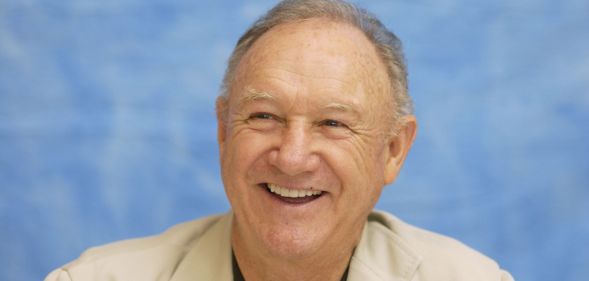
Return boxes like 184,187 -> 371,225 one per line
46,0 -> 513,280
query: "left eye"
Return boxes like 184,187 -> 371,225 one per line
320,119 -> 346,128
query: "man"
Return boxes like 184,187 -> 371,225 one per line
46,0 -> 514,280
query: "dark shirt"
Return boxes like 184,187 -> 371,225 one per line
232,252 -> 349,281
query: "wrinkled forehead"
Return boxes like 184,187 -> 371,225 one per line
241,19 -> 382,76
228,18 -> 392,108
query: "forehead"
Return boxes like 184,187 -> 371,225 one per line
230,18 -> 391,111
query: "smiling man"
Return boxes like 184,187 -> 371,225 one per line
46,1 -> 513,280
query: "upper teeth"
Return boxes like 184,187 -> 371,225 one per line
267,183 -> 322,198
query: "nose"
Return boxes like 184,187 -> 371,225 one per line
268,122 -> 320,176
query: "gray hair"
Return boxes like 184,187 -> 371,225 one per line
219,0 -> 413,122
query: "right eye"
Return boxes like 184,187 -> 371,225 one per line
248,112 -> 275,120
245,112 -> 281,131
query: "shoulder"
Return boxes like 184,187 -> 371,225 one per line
360,211 -> 513,281
45,213 -> 228,281
78,214 -> 224,260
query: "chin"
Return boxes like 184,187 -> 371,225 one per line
261,225 -> 327,259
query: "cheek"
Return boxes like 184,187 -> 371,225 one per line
327,140 -> 386,200
221,133 -> 265,211
222,131 -> 269,183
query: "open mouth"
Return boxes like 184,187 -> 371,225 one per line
261,183 -> 323,204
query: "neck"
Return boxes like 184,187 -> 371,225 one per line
231,222 -> 360,281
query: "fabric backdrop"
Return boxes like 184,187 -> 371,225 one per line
1,0 -> 588,280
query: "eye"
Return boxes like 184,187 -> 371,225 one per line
244,112 -> 282,131
319,119 -> 347,128
248,112 -> 275,120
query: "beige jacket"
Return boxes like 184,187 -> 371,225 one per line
46,210 -> 514,281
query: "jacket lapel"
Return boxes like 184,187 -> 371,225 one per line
348,213 -> 423,281
167,211 -> 421,281
170,213 -> 234,281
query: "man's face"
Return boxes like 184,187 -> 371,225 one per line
218,19 -> 413,258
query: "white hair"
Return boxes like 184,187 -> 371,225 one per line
220,0 -> 413,123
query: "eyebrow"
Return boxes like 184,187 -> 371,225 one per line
237,87 -> 276,107
324,102 -> 353,112
237,87 -> 361,117
322,102 -> 361,118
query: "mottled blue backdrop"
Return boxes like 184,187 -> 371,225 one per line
1,0 -> 588,280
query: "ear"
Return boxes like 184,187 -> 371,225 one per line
216,97 -> 228,150
384,115 -> 417,184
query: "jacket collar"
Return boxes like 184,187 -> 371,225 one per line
348,211 -> 423,281
170,213 -> 234,281
169,211 -> 422,281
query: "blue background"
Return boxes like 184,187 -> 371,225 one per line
1,0 -> 588,280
